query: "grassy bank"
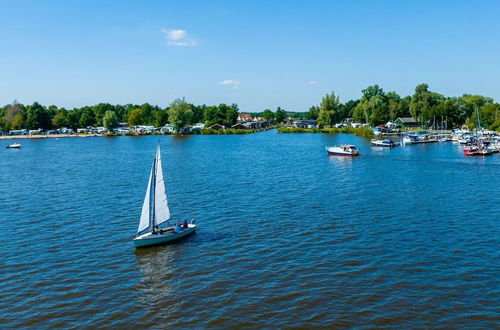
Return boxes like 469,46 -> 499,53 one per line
277,126 -> 374,137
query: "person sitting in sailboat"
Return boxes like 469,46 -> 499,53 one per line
182,220 -> 188,229
174,223 -> 180,233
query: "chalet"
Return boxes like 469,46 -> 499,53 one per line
231,123 -> 246,129
209,124 -> 225,130
394,117 -> 419,128
237,113 -> 252,122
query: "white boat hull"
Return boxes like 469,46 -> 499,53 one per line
325,145 -> 359,156
133,224 -> 196,248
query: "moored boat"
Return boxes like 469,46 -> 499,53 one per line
371,138 -> 395,147
325,145 -> 359,156
402,135 -> 414,145
133,144 -> 196,248
463,144 -> 493,156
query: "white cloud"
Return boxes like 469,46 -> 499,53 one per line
219,79 -> 240,89
161,29 -> 197,46
307,80 -> 318,85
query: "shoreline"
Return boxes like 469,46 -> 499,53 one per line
0,134 -> 99,140
0,127 -> 276,140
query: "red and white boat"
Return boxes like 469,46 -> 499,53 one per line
463,144 -> 493,156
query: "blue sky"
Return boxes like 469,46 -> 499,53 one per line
0,0 -> 499,112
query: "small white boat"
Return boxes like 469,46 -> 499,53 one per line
325,145 -> 359,156
371,138 -> 395,147
133,144 -> 196,248
402,136 -> 414,145
6,143 -> 21,149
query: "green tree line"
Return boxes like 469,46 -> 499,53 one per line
309,84 -> 500,131
0,99 -> 241,132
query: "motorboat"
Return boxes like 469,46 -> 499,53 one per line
325,145 -> 359,156
371,138 -> 395,147
402,135 -> 415,145
6,143 -> 21,149
463,144 -> 493,156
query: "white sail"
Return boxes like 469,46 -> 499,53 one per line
153,145 -> 170,227
137,164 -> 154,235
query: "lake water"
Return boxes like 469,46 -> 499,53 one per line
1,131 -> 499,328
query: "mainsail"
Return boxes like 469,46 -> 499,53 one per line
136,144 -> 171,236
137,164 -> 153,235
153,145 -> 170,227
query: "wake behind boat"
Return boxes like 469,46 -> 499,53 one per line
325,145 -> 359,156
133,144 -> 196,248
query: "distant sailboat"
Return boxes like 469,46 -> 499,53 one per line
133,144 -> 196,248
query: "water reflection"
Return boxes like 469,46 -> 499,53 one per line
327,154 -> 356,164
135,248 -> 176,307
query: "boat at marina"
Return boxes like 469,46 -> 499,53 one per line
371,138 -> 395,147
402,135 -> 415,145
463,144 -> 493,156
325,145 -> 359,156
133,144 -> 196,248
6,143 -> 21,149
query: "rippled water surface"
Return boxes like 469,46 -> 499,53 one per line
1,131 -> 499,328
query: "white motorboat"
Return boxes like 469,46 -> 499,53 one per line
6,143 -> 21,149
325,145 -> 359,156
402,136 -> 414,145
371,138 -> 395,147
133,144 -> 196,248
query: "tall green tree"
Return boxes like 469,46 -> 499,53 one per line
79,107 -> 95,127
352,85 -> 387,125
317,91 -> 340,127
3,101 -> 25,130
52,108 -> 69,128
306,106 -> 319,120
224,104 -> 239,127
168,98 -> 193,132
262,109 -> 274,121
274,107 -> 286,123
25,102 -> 51,130
127,108 -> 143,126
103,110 -> 119,131
369,95 -> 389,125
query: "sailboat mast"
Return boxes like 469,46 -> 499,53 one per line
150,154 -> 157,231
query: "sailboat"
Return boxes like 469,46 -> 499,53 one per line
133,144 -> 196,248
